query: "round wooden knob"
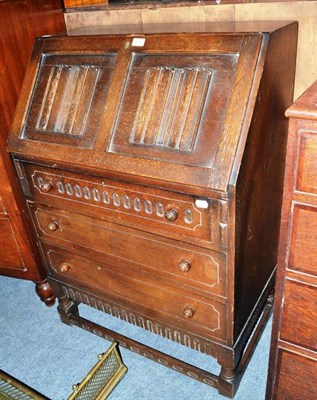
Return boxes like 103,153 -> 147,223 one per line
164,208 -> 178,222
39,180 -> 53,193
178,260 -> 191,273
60,263 -> 71,273
47,221 -> 59,231
183,307 -> 195,319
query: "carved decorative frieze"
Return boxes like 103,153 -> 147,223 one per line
62,285 -> 219,357
31,170 -> 203,231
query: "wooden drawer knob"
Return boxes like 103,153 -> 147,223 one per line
164,208 -> 178,222
48,221 -> 59,231
178,260 -> 191,273
39,180 -> 53,193
60,263 -> 71,273
183,307 -> 195,319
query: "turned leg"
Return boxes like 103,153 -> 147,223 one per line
57,296 -> 79,325
34,279 -> 55,307
218,367 -> 237,398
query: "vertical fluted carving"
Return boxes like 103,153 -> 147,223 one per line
37,64 -> 100,136
130,67 -> 213,152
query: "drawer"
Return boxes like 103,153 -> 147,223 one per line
42,244 -> 227,341
280,279 -> 317,352
30,204 -> 226,298
295,129 -> 317,194
19,162 -> 228,247
273,348 -> 317,400
289,203 -> 317,276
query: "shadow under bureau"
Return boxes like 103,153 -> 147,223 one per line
8,22 -> 298,397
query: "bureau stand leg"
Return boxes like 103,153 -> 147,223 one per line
56,291 -> 273,398
57,297 -> 79,325
218,367 -> 237,397
218,293 -> 274,397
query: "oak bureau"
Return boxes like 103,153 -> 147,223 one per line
8,22 -> 298,397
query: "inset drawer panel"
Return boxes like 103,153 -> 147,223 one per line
274,349 -> 317,400
280,279 -> 317,352
296,130 -> 317,194
43,244 -> 227,340
30,204 -> 226,297
289,203 -> 317,276
23,163 -> 228,247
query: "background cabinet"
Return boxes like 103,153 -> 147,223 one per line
0,0 -> 65,304
266,80 -> 317,400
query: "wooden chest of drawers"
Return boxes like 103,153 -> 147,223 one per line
266,81 -> 317,400
8,22 -> 298,397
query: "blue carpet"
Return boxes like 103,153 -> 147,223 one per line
0,276 -> 271,399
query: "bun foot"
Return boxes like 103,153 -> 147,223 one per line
35,279 -> 55,307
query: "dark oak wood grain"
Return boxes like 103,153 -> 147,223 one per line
8,22 -> 297,396
0,0 -> 65,304
266,80 -> 317,400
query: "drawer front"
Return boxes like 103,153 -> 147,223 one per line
280,279 -> 317,352
43,244 -> 227,340
289,203 -> 317,276
30,204 -> 226,298
295,129 -> 317,194
21,162 -> 228,247
274,348 -> 317,400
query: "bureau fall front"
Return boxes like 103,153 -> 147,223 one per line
8,21 -> 297,397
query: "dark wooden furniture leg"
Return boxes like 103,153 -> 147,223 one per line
35,279 -> 56,307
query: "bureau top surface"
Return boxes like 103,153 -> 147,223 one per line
8,22 -> 297,193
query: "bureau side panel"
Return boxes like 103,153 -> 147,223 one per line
234,23 -> 298,340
